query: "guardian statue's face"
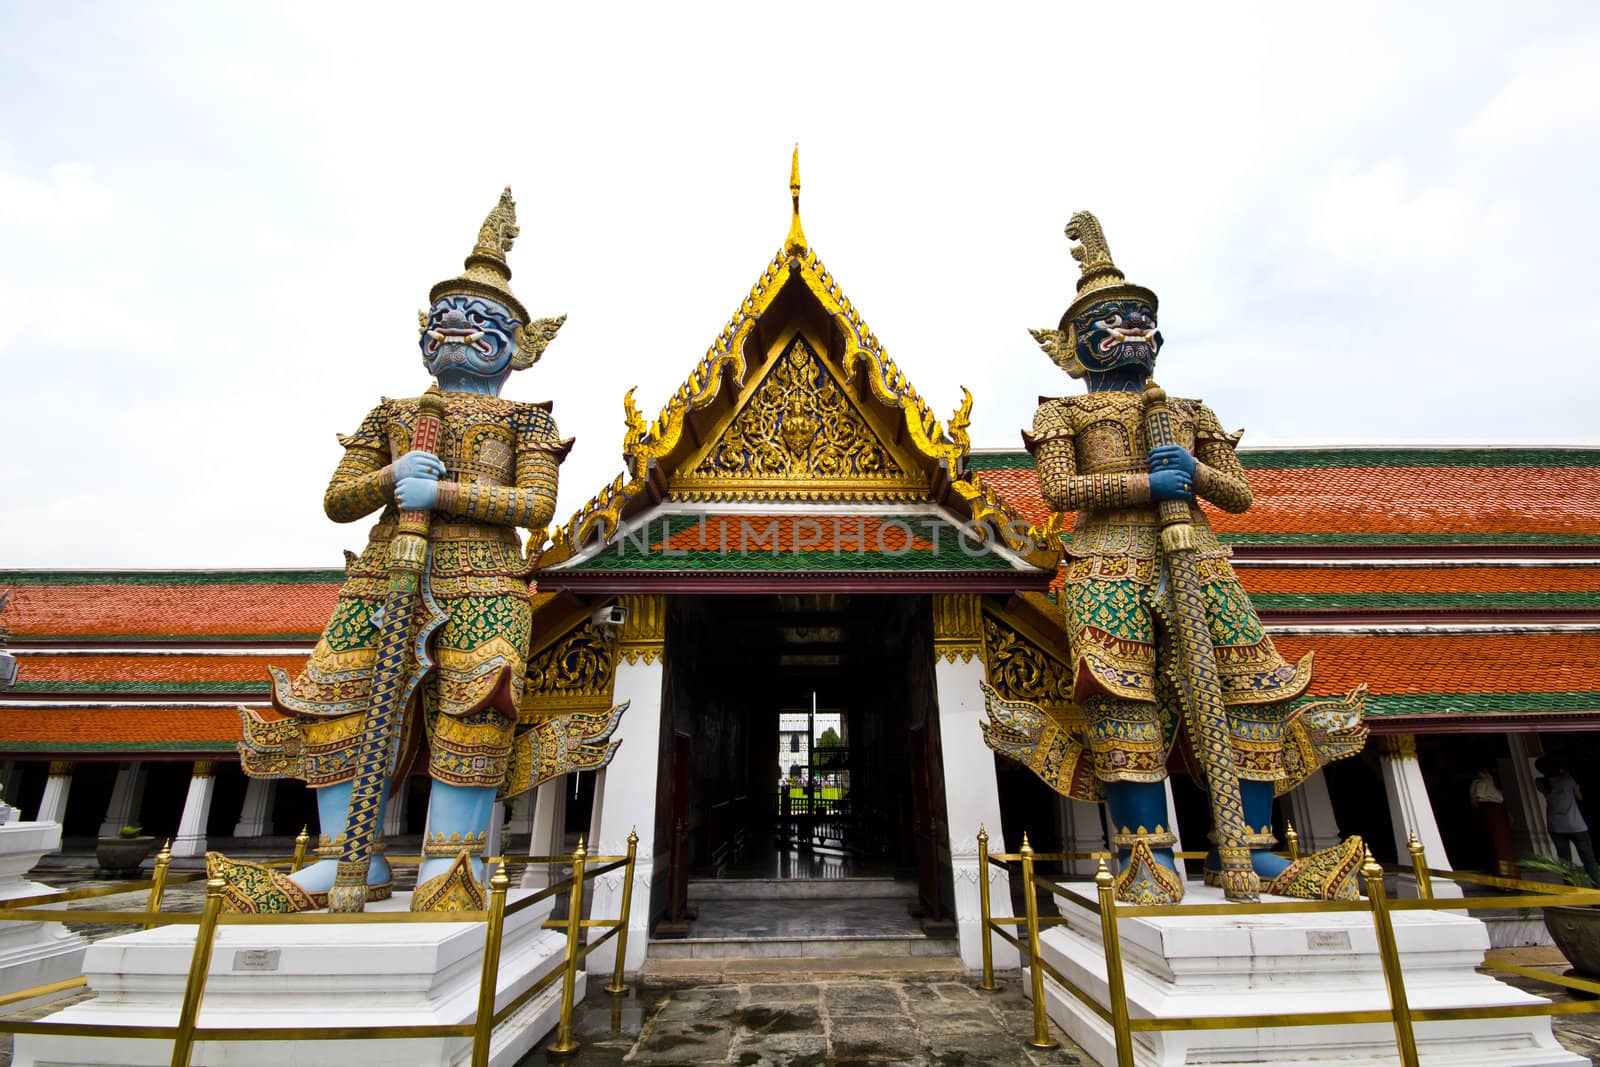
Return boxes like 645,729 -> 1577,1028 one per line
420,295 -> 522,380
1072,299 -> 1162,376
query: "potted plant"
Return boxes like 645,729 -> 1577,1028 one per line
1520,854 -> 1600,980
95,824 -> 157,877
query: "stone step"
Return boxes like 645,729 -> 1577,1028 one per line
688,877 -> 912,901
647,933 -> 960,960
637,953 -> 966,987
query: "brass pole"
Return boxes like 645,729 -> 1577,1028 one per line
1364,850 -> 1420,1067
169,872 -> 225,1067
1095,858 -> 1134,1067
606,828 -> 639,995
978,825 -> 996,991
1406,831 -> 1433,900
1020,834 -> 1058,1050
547,837 -> 588,1056
291,825 -> 310,873
144,839 -> 173,930
1284,820 -> 1300,862
470,860 -> 511,1067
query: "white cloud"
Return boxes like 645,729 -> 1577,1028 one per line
0,163 -> 113,227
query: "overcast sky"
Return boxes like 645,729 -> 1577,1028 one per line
2,3 -> 1596,568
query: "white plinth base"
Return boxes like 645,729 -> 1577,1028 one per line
0,821 -> 88,997
1031,882 -> 1584,1067
14,891 -> 574,1067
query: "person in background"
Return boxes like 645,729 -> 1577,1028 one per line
1470,767 -> 1519,878
1540,760 -> 1600,885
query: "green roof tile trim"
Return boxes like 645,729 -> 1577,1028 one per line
567,513 -> 1019,572
1365,692 -> 1600,717
1050,532 -> 1600,549
1249,592 -> 1600,611
9,681 -> 273,694
12,634 -> 321,644
967,447 -> 1600,472
0,740 -> 235,752
0,570 -> 345,586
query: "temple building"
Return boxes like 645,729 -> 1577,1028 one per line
2,177 -> 1599,972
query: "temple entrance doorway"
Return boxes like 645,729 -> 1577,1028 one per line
650,593 -> 958,958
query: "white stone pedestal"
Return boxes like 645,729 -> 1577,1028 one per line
0,820 -> 88,996
1029,882 -> 1583,1067
14,891 -> 573,1067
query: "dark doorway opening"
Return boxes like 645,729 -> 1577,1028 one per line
654,594 -> 953,936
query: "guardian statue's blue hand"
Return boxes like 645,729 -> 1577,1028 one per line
393,448 -> 443,511
1148,444 -> 1195,501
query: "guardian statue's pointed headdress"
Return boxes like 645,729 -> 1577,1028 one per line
1061,211 -> 1158,325
1030,211 -> 1161,378
426,187 -> 564,370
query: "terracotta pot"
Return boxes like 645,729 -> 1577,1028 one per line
95,835 -> 156,875
1544,905 -> 1600,975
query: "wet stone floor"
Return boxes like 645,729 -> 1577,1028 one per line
516,975 -> 1087,1067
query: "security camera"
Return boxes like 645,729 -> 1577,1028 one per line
591,604 -> 628,627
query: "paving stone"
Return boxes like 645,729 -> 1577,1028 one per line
931,982 -> 982,1002
732,1003 -> 822,1036
909,1004 -> 1002,1035
727,1030 -> 829,1066
623,1017 -> 734,1064
830,1015 -> 923,1060
743,981 -> 821,1004
824,982 -> 906,1016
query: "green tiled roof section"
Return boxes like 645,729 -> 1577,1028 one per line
9,681 -> 272,694
0,570 -> 345,586
567,514 -> 1018,572
0,740 -> 235,752
966,448 -> 1600,472
1249,592 -> 1600,611
1366,692 -> 1600,717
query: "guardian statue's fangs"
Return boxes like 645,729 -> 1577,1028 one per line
208,188 -> 624,913
981,212 -> 1368,905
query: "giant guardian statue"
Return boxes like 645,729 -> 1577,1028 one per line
981,212 -> 1367,905
209,189 -> 624,913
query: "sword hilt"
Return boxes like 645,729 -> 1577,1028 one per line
1142,380 -> 1195,553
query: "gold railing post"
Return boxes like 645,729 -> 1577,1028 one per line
169,871 -> 225,1067
1285,819 -> 1300,861
470,859 -> 510,1067
144,839 -> 173,929
606,828 -> 639,995
547,837 -> 587,1056
1406,831 -> 1433,900
1020,834 -> 1058,1050
291,825 -> 310,873
1095,857 -> 1134,1067
977,825 -> 996,991
1364,850 -> 1420,1067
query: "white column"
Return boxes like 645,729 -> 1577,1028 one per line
585,596 -> 667,977
383,780 -> 410,837
1505,734 -> 1555,859
1284,769 -> 1342,854
506,790 -> 535,846
520,777 -> 568,891
35,763 -> 73,849
231,774 -> 275,838
484,801 -> 506,860
1059,796 -> 1110,877
171,762 -> 217,858
933,653 -> 1021,970
1377,736 -> 1462,898
98,762 -> 145,838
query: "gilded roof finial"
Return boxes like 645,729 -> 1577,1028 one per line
1060,210 -> 1159,326
785,144 -> 808,256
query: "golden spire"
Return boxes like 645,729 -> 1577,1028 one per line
430,185 -> 529,323
785,144 -> 808,256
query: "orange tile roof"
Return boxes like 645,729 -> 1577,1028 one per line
4,583 -> 339,639
1240,567 -> 1600,596
15,654 -> 307,684
971,462 -> 1600,541
1276,632 -> 1600,698
0,706 -> 244,751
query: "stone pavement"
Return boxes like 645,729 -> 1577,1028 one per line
516,974 -> 1088,1066
8,862 -> 1600,1066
